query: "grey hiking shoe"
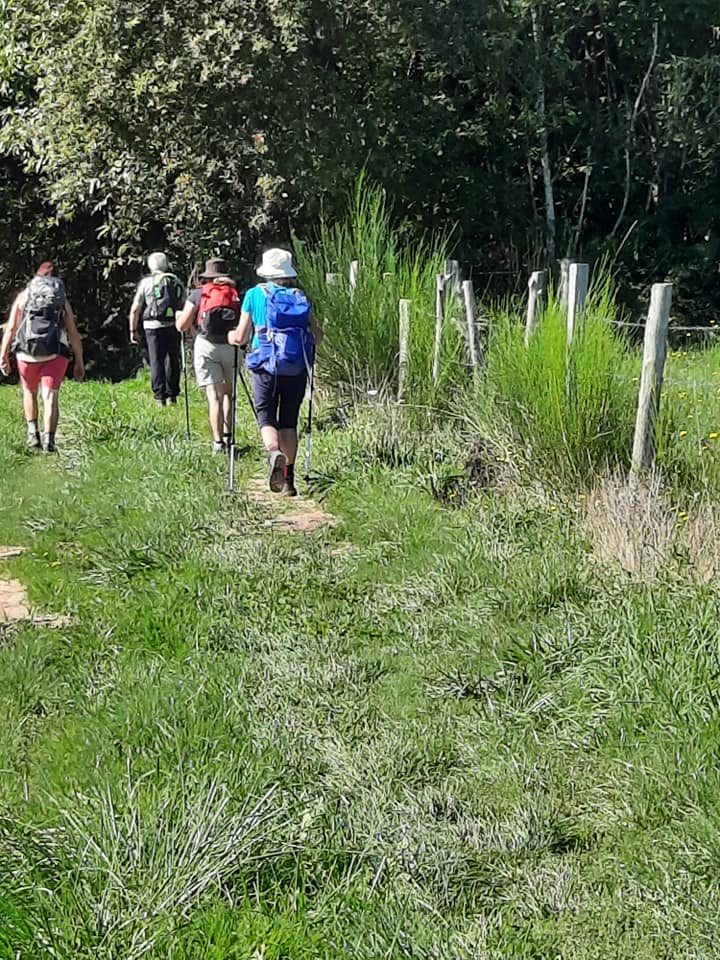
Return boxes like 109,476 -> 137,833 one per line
212,440 -> 226,454
267,450 -> 287,492
27,432 -> 41,450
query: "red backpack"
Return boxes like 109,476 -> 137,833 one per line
196,281 -> 239,343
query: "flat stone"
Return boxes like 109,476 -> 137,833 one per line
0,546 -> 26,560
0,580 -> 31,622
32,614 -> 72,628
0,578 -> 71,628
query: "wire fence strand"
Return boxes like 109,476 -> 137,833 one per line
612,319 -> 720,333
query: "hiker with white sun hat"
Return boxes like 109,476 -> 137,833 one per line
228,248 -> 323,496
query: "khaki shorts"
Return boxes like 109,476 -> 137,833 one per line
193,336 -> 236,389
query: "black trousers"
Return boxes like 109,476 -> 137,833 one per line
251,369 -> 307,430
145,326 -> 181,401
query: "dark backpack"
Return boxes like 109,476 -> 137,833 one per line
14,276 -> 68,358
197,281 -> 240,343
144,272 -> 184,323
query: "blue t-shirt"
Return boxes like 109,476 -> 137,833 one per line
242,283 -> 280,351
242,282 -> 314,351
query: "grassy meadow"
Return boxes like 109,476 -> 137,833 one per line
3,186 -> 720,957
3,320 -> 720,957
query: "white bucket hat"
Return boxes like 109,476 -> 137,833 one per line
257,248 -> 297,280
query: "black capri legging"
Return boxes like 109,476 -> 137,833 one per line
251,369 -> 307,430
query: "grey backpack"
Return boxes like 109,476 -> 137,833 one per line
14,276 -> 67,357
144,272 -> 184,322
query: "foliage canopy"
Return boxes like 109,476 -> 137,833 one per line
1,0 -> 719,372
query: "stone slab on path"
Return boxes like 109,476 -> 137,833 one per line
0,579 -> 31,622
0,546 -> 70,628
0,546 -> 26,560
245,479 -> 338,534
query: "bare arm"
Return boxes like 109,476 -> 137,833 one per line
228,310 -> 253,348
0,292 -> 26,373
129,301 -> 142,343
175,299 -> 197,334
64,301 -> 85,380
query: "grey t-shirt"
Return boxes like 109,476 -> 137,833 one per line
132,273 -> 185,329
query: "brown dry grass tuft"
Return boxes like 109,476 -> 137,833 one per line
683,503 -> 720,582
583,473 -> 677,580
584,474 -> 720,583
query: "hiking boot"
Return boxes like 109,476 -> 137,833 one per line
26,432 -> 41,450
155,397 -> 166,407
279,480 -> 298,497
42,439 -> 57,454
167,397 -> 178,405
267,450 -> 287,492
212,440 -> 226,454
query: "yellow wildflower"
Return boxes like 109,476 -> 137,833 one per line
679,431 -> 688,438
710,433 -> 719,440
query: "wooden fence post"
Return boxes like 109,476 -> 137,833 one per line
325,272 -> 341,286
349,260 -> 359,297
432,274 -> 445,386
559,258 -> 571,306
444,259 -> 461,300
524,270 -> 546,346
631,283 -> 672,476
462,280 -> 480,382
566,262 -> 589,344
398,299 -> 410,403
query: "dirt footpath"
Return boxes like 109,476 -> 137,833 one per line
0,546 -> 69,627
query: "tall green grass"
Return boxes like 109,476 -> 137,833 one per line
294,177 -> 466,399
482,278 -> 638,480
655,344 -> 720,496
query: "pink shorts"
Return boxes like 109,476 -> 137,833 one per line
17,356 -> 69,392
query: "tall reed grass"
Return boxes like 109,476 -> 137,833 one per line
483,277 -> 637,479
294,177 -> 466,399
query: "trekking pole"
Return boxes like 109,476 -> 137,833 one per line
183,335 -> 191,441
237,362 -> 257,420
228,345 -> 239,492
304,360 -> 315,483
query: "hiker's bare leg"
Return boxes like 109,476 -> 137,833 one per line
278,428 -> 298,465
206,384 -> 224,442
260,426 -> 280,452
41,385 -> 60,433
22,386 -> 38,423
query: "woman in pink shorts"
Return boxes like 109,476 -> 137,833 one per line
0,262 -> 84,452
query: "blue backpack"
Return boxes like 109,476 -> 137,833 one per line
246,284 -> 314,376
